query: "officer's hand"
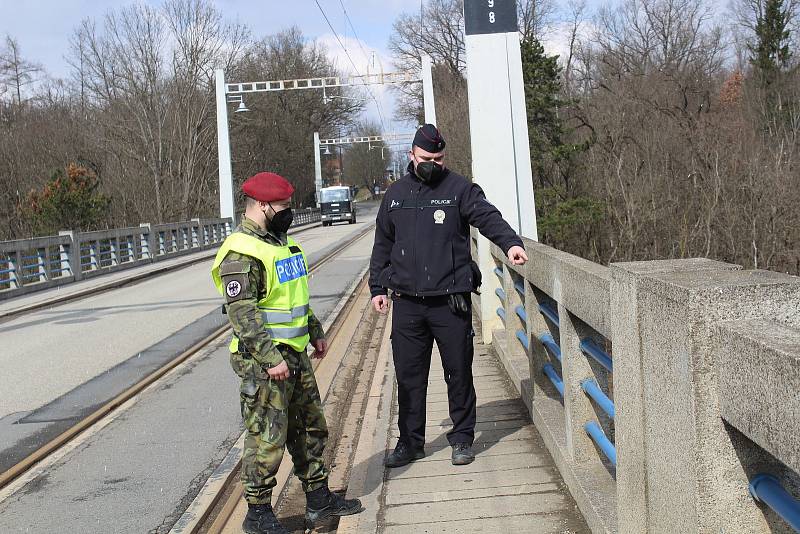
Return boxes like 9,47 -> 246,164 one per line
311,338 -> 328,359
507,245 -> 528,265
372,295 -> 389,314
267,360 -> 291,381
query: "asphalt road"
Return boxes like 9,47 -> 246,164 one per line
0,204 -> 378,533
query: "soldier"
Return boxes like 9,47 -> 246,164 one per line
211,172 -> 362,534
370,124 -> 528,468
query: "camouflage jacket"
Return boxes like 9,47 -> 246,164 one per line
218,217 -> 325,368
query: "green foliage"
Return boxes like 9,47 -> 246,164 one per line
749,0 -> 793,81
520,37 -> 564,179
536,188 -> 605,250
521,37 -> 599,250
21,163 -> 110,236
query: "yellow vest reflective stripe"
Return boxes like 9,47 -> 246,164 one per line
260,303 -> 310,323
211,232 -> 311,353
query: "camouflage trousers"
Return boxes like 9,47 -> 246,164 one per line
231,345 -> 329,504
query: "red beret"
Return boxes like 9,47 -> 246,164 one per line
241,172 -> 295,202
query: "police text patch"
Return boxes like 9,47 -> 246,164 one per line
276,254 -> 307,284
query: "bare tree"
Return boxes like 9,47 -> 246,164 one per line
228,28 -> 363,207
518,0 -> 558,41
68,0 -> 249,222
0,35 -> 43,105
388,0 -> 465,123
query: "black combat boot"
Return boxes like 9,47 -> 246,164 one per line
451,442 -> 475,465
242,503 -> 289,534
384,441 -> 425,468
304,485 -> 364,529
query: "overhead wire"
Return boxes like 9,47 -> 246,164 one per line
336,0 -> 398,139
313,0 -> 388,134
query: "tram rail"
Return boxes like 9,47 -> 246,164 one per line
0,223 -> 375,497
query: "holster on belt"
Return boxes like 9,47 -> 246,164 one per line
447,293 -> 470,316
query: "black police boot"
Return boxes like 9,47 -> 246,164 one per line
242,503 -> 289,534
385,441 -> 425,468
304,485 -> 364,529
451,442 -> 475,465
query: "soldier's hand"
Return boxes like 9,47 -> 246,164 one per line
311,338 -> 328,359
267,360 -> 291,381
372,295 -> 389,314
507,245 -> 528,265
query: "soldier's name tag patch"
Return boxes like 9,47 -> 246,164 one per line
434,209 -> 446,224
226,280 -> 242,298
276,254 -> 307,284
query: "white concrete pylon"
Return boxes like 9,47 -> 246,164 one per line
314,132 -> 323,207
421,55 -> 437,126
463,0 -> 538,342
215,69 -> 235,221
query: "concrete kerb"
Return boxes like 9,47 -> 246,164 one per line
336,313 -> 394,534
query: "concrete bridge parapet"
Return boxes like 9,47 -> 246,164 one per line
479,229 -> 800,533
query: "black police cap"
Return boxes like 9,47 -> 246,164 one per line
413,123 -> 446,153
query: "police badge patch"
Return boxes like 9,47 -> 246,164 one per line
434,209 -> 446,224
226,280 -> 242,298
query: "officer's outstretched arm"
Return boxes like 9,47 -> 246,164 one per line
220,253 -> 284,369
460,183 -> 524,254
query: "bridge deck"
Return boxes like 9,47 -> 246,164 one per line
340,320 -> 589,534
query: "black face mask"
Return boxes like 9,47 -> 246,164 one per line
415,160 -> 445,183
265,204 -> 294,234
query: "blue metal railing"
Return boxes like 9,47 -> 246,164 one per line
514,280 -> 524,297
585,421 -> 617,466
581,379 -> 615,419
515,304 -> 527,323
543,363 -> 564,397
539,301 -> 560,327
515,330 -> 529,350
538,332 -> 562,361
495,287 -> 506,302
750,474 -> 800,531
493,267 -> 503,280
580,338 -> 613,372
496,307 -> 506,323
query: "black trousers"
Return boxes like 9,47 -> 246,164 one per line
391,293 -> 476,449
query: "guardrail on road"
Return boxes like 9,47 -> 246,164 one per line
0,209 -> 322,302
0,218 -> 233,300
478,230 -> 800,534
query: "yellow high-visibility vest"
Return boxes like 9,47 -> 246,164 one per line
211,232 -> 311,353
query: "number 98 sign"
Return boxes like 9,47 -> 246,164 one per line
464,0 -> 518,35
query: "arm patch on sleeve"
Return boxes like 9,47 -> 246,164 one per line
220,260 -> 251,303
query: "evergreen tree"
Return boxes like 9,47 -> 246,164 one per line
20,163 -> 111,236
749,0 -> 792,82
520,37 -> 601,252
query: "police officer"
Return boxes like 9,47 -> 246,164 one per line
211,172 -> 362,534
369,125 -> 528,467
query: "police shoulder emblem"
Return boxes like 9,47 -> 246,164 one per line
226,280 -> 242,298
434,209 -> 446,224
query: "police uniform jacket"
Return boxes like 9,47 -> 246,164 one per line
369,163 -> 524,298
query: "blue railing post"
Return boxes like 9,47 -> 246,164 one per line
749,474 -> 800,531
